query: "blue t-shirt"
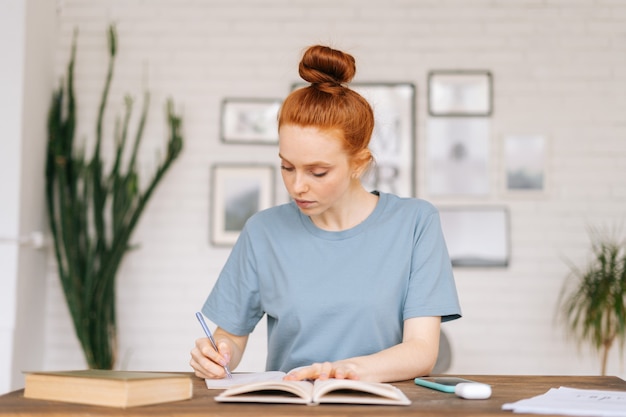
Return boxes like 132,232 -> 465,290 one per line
202,192 -> 461,372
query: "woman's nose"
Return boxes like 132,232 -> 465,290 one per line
292,173 -> 309,193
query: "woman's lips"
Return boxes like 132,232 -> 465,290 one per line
295,199 -> 315,209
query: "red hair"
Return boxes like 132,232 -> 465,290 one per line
278,45 -> 375,160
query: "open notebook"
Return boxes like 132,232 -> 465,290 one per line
205,371 -> 410,406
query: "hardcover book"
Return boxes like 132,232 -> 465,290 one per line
23,370 -> 193,408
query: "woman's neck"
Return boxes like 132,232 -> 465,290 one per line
309,185 -> 379,231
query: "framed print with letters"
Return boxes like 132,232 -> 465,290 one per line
352,83 -> 416,197
291,82 -> 416,197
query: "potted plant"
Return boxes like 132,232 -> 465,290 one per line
46,25 -> 184,369
557,226 -> 626,376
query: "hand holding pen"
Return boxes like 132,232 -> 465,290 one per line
195,312 -> 233,379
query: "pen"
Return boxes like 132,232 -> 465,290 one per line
195,311 -> 233,379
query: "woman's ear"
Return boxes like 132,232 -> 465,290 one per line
351,149 -> 374,179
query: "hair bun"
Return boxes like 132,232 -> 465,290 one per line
298,45 -> 356,91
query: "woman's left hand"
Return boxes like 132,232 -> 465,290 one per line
283,362 -> 359,381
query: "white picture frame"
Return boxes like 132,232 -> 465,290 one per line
220,98 -> 281,144
210,164 -> 275,246
428,70 -> 493,117
439,206 -> 510,267
503,135 -> 547,193
427,118 -> 490,196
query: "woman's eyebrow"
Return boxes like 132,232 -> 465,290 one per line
278,154 -> 331,168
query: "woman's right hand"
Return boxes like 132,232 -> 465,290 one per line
189,327 -> 249,379
189,337 -> 232,379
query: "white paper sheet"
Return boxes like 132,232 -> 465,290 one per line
502,386 -> 626,417
204,371 -> 286,389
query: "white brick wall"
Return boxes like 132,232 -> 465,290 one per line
43,0 -> 626,378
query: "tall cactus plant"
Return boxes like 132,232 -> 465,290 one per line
45,25 -> 184,369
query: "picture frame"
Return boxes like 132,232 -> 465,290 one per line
503,134 -> 547,193
438,206 -> 510,267
210,164 -> 275,246
291,82 -> 416,197
353,83 -> 416,197
220,98 -> 282,144
428,70 -> 493,117
427,118 -> 490,196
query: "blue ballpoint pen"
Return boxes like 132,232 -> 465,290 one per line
195,312 -> 233,379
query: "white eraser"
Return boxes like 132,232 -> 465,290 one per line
454,382 -> 492,399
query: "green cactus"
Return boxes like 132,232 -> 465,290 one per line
45,25 -> 184,369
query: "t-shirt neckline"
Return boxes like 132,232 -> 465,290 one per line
296,191 -> 387,240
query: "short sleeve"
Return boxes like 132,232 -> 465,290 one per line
404,208 -> 461,323
201,226 -> 265,335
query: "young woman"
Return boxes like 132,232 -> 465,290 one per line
190,45 -> 461,383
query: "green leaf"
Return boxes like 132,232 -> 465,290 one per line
45,24 -> 184,370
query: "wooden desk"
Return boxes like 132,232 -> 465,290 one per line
1,374 -> 624,416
